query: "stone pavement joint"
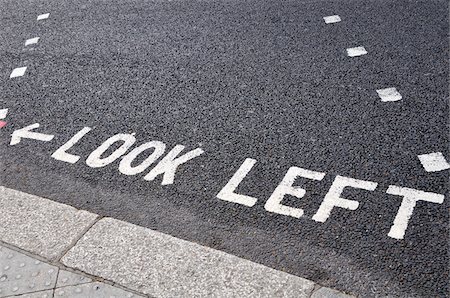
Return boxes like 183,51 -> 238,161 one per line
0,186 -> 98,260
0,245 -> 144,298
0,186 -> 355,297
56,215 -> 103,263
61,217 -> 316,297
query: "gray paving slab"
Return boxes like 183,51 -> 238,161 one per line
0,246 -> 58,297
62,217 -> 316,298
15,289 -> 54,298
0,186 -> 98,260
311,286 -> 356,298
0,243 -> 143,298
54,282 -> 144,298
56,269 -> 92,288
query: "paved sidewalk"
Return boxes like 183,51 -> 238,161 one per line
0,245 -> 142,297
0,186 -> 354,298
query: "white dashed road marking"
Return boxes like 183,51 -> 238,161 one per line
0,109 -> 7,128
376,87 -> 402,102
25,37 -> 40,46
417,152 -> 450,172
37,13 -> 50,20
0,108 -> 8,119
346,46 -> 368,57
9,67 -> 27,78
323,15 -> 341,24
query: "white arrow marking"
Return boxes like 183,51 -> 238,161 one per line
10,123 -> 54,145
0,109 -> 7,119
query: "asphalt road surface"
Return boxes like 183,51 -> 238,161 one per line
0,0 -> 448,296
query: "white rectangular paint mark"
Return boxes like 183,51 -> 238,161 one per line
9,67 -> 27,78
25,37 -> 40,46
37,13 -> 50,20
0,108 -> 8,119
323,15 -> 341,24
376,87 -> 402,102
417,152 -> 450,172
346,46 -> 367,57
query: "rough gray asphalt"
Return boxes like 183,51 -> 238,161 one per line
0,0 -> 448,296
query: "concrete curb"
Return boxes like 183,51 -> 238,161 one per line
0,186 -> 355,298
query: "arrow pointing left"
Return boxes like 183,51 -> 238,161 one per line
10,123 -> 54,145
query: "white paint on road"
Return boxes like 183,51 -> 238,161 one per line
51,127 -> 92,164
346,47 -> 367,57
323,15 -> 341,24
143,145 -> 204,185
417,152 -> 450,172
312,176 -> 377,222
86,133 -> 136,168
4,124 -> 447,240
264,167 -> 325,218
25,37 -> 40,46
119,141 -> 166,175
37,13 -> 50,20
376,87 -> 402,102
0,108 -> 8,119
9,67 -> 27,78
217,158 -> 258,207
386,186 -> 444,239
10,123 -> 54,145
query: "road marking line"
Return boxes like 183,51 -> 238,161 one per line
417,152 -> 450,172
9,67 -> 27,78
0,108 -> 8,119
376,87 -> 402,102
346,46 -> 367,57
323,15 -> 341,24
0,109 -> 7,128
25,37 -> 40,46
37,13 -> 50,20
